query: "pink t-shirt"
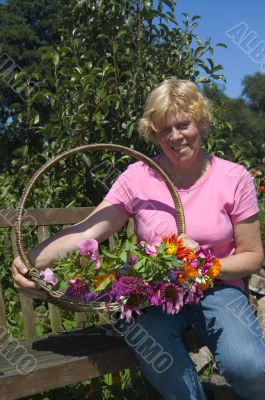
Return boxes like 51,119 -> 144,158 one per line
104,154 -> 259,291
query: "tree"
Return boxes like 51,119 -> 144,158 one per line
242,72 -> 265,113
204,83 -> 265,168
0,0 -> 227,210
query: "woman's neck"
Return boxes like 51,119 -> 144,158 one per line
159,151 -> 211,189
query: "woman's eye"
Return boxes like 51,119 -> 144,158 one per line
178,123 -> 189,130
160,129 -> 171,136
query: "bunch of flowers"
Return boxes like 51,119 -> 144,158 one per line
41,233 -> 221,322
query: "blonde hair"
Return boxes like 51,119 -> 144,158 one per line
138,79 -> 211,141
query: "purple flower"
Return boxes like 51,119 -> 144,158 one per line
151,283 -> 184,314
76,239 -> 100,268
128,255 -> 138,266
77,239 -> 99,255
40,268 -> 58,286
140,241 -> 157,256
117,263 -> 130,277
120,304 -> 142,323
184,284 -> 203,305
66,279 -> 100,303
110,276 -> 152,322
111,276 -> 151,300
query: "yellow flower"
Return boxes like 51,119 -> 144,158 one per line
162,234 -> 196,261
166,244 -> 179,255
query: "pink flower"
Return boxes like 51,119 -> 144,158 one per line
196,248 -> 214,274
140,241 -> 157,256
40,268 -> 58,286
77,239 -> 100,268
77,239 -> 99,256
151,283 -> 184,314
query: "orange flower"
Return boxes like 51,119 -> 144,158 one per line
207,258 -> 221,278
182,264 -> 198,278
177,273 -> 187,284
198,281 -> 211,291
93,273 -> 116,288
259,185 -> 265,193
162,234 -> 195,261
112,372 -> 121,385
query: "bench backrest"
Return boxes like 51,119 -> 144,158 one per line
0,207 -> 131,339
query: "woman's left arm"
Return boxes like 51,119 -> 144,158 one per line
218,214 -> 264,280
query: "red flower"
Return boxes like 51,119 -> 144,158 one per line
251,170 -> 261,177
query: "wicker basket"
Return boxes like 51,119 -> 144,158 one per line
15,143 -> 186,313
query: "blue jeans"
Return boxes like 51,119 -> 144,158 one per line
119,286 -> 265,400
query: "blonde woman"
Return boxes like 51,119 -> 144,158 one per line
13,79 -> 265,399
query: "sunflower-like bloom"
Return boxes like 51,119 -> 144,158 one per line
162,234 -> 196,261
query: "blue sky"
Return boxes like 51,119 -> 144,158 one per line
176,0 -> 265,98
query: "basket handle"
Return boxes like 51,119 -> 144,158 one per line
15,143 -> 186,274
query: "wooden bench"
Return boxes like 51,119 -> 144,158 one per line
0,207 -> 254,399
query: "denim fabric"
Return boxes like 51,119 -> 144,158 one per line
120,286 -> 265,400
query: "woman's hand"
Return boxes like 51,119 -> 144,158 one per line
178,233 -> 200,252
12,256 -> 48,301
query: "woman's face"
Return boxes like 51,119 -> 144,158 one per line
154,113 -> 202,166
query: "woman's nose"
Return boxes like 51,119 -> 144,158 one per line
170,126 -> 182,138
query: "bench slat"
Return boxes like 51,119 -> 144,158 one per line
0,283 -> 7,338
0,207 -> 94,228
37,226 -> 63,334
0,328 -> 138,400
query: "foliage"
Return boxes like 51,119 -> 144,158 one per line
0,2 -> 264,399
203,84 -> 265,169
0,0 -> 226,207
26,368 -> 162,399
243,72 -> 265,113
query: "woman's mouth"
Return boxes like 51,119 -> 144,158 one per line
171,144 -> 187,151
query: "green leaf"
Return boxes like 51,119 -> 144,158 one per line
192,15 -> 201,21
211,64 -> 224,73
216,42 -> 228,48
33,113 -> 40,125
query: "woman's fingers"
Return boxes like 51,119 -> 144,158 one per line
12,256 -> 48,300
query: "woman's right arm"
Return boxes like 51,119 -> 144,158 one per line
12,200 -> 129,300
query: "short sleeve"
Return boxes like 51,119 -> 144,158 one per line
104,166 -> 136,216
230,168 -> 259,223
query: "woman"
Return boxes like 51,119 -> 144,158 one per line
12,79 -> 265,399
